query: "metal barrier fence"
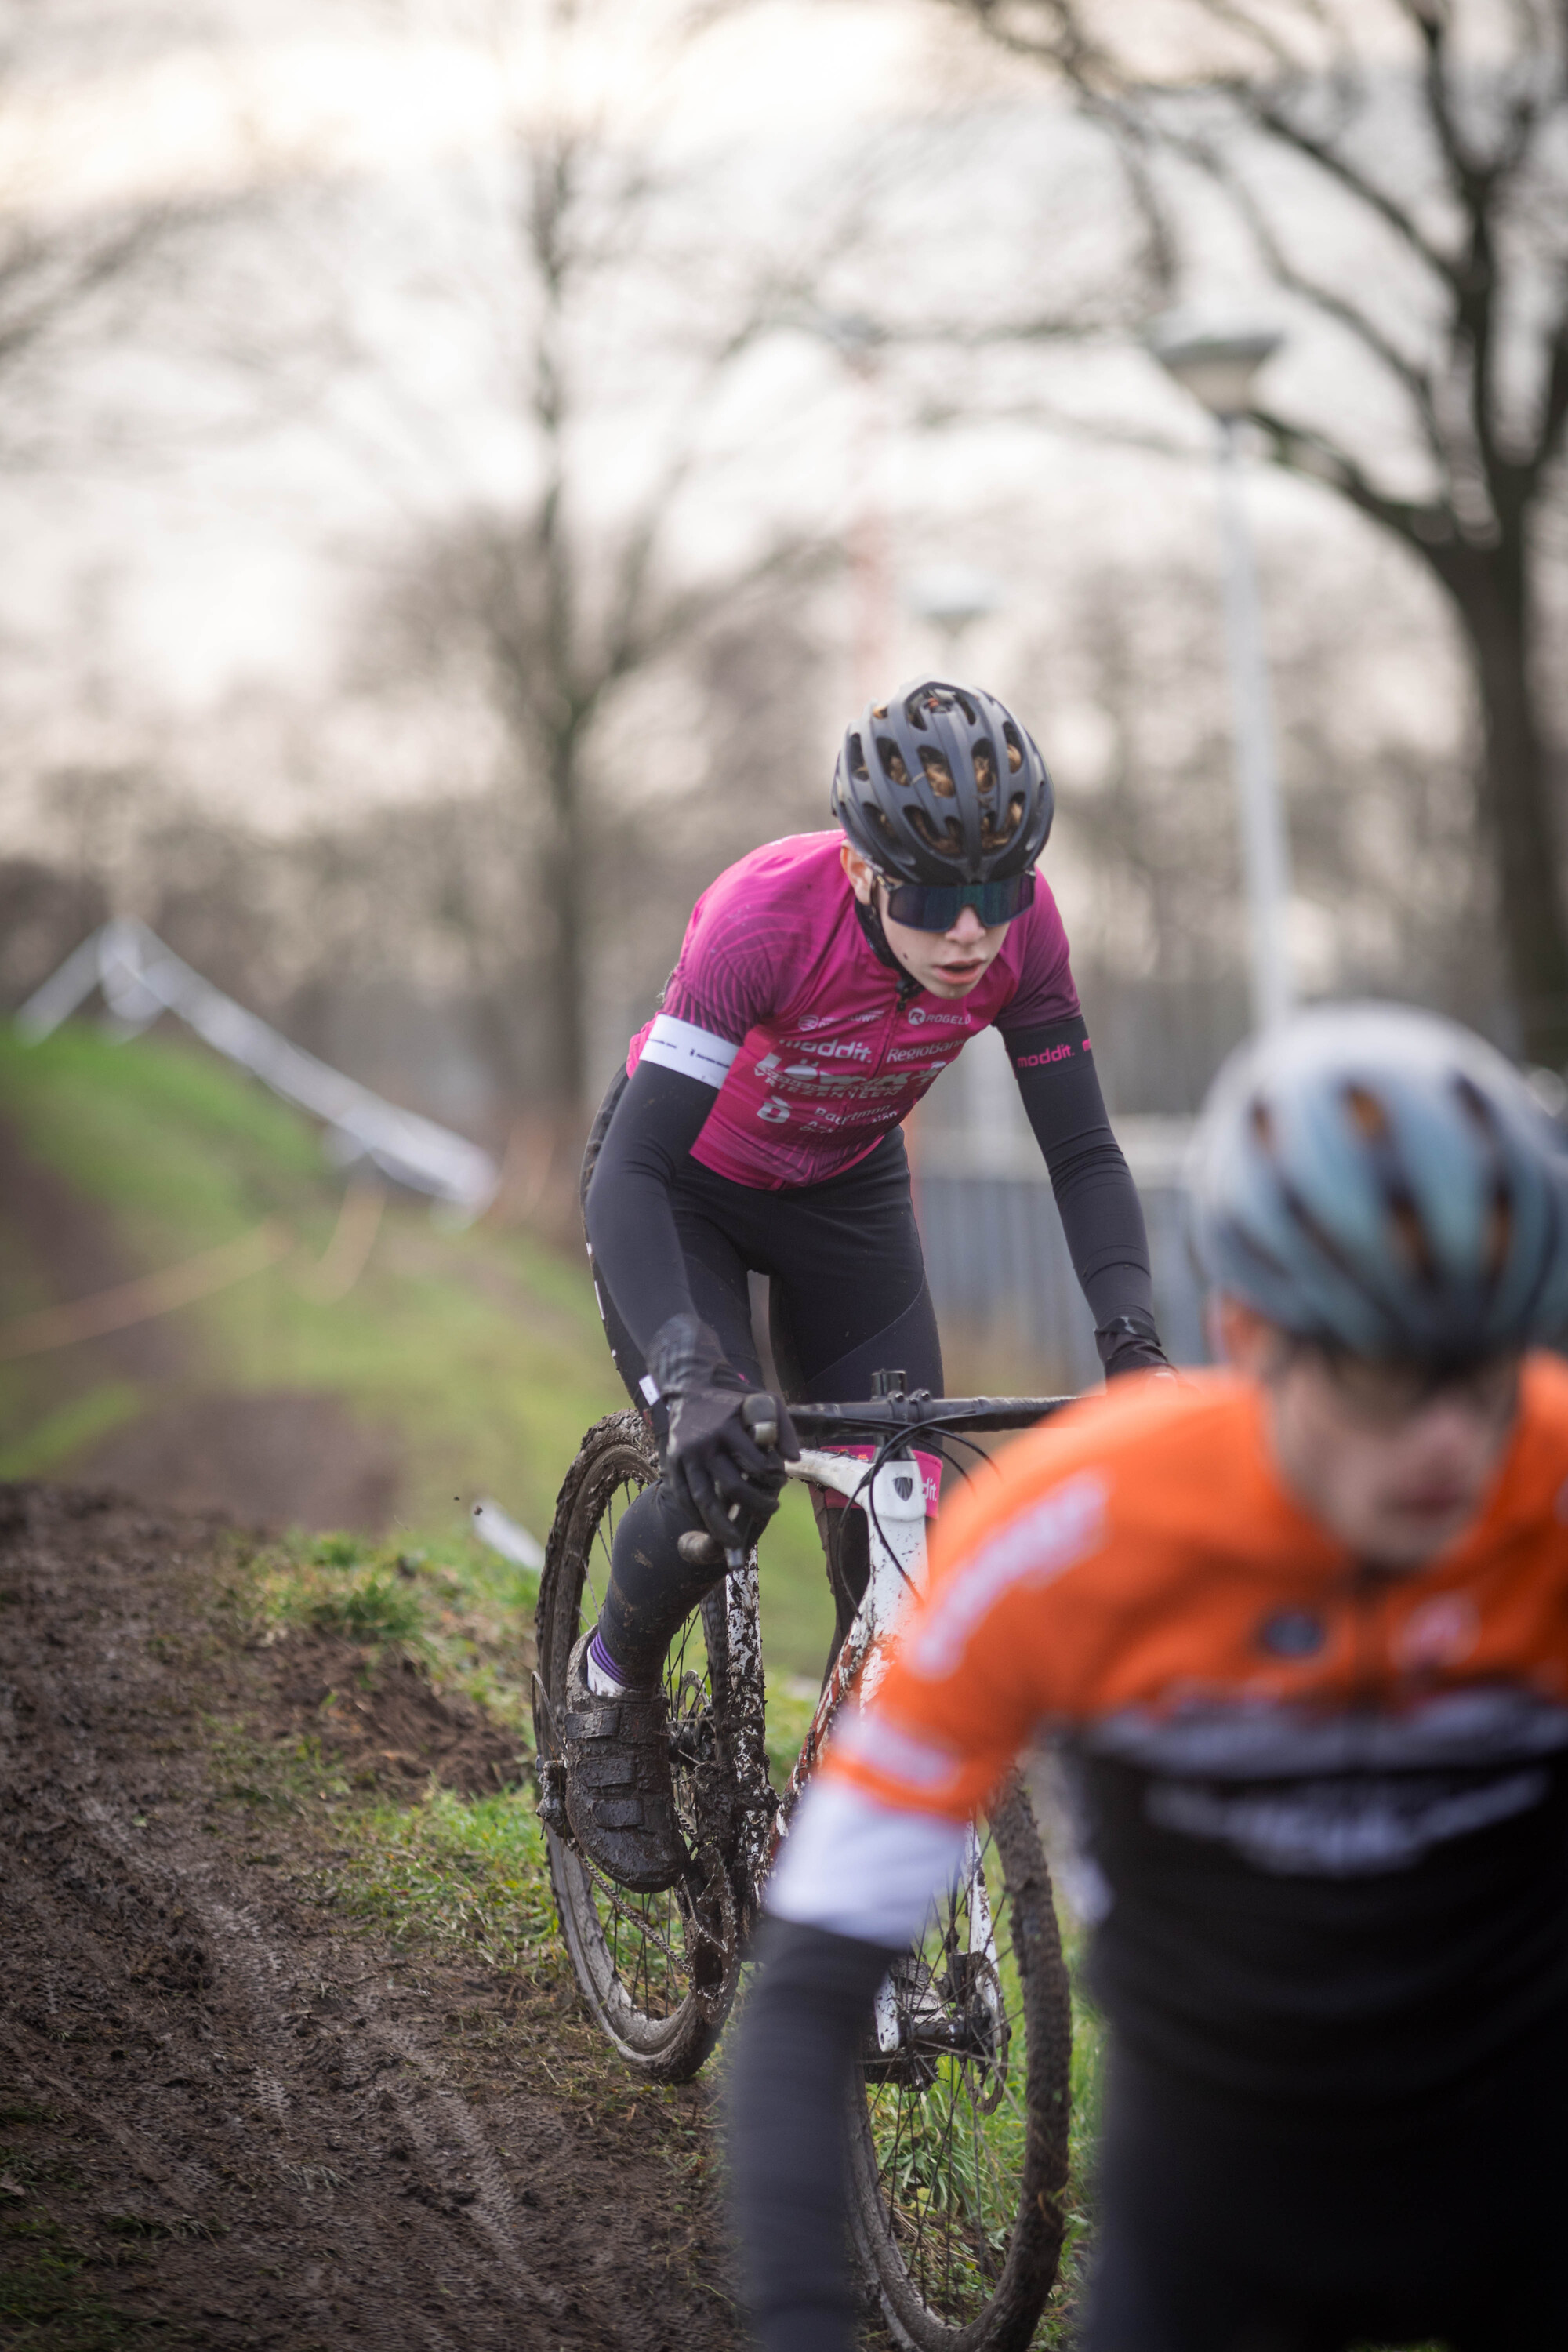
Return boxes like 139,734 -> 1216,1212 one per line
913,1035 -> 1206,1384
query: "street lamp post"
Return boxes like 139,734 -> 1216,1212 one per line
815,311 -> 893,705
1149,322 -> 1295,1033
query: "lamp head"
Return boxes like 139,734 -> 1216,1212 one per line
1147,318 -> 1284,418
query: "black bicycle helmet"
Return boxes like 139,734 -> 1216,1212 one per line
831,678 -> 1054,886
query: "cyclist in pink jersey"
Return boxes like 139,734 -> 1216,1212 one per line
562,679 -> 1171,1891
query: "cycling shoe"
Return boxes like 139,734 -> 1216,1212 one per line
561,1632 -> 682,1894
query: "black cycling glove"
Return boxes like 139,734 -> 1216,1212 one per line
1096,1308 -> 1174,1381
648,1314 -> 800,1550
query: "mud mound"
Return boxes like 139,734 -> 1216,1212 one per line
0,1480 -> 739,2351
81,1390 -> 401,1532
261,1632 -> 528,1796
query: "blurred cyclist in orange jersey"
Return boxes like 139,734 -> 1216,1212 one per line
730,1002 -> 1568,2352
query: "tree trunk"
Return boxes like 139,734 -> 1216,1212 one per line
1444,546 -> 1568,1069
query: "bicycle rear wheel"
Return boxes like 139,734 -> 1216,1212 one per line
532,1410 -> 742,2082
848,1779 -> 1071,2351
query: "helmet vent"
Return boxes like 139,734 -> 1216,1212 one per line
848,731 -> 869,782
1343,1083 -> 1392,1143
877,737 -> 911,786
1342,1083 -> 1441,1289
1386,1193 -> 1440,1287
972,739 -> 997,797
908,808 -> 965,859
1450,1075 -> 1515,1288
1003,722 -> 1024,775
980,794 -> 1026,852
919,747 -> 956,798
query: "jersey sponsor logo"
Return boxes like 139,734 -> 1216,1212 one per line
1394,1594 -> 1479,1671
785,1035 -> 872,1062
1014,1042 -> 1080,1069
887,1046 -> 952,1066
905,1007 -> 976,1028
757,1097 -> 791,1123
1257,1608 -> 1327,1660
1144,1766 -> 1551,1875
908,1472 -> 1107,1680
797,1007 -> 880,1032
755,1052 -> 906,1102
1086,1685 -> 1568,1777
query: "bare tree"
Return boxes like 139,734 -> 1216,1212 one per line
0,6 -> 203,467
1046,546 -> 1492,1107
945,0 -> 1568,1062
339,0 -> 868,1123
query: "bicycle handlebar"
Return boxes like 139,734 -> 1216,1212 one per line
787,1394 -> 1075,1440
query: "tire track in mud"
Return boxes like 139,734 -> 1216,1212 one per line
0,1481 -> 739,2351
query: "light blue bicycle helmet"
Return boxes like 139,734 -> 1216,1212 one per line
1190,1004 -> 1568,1360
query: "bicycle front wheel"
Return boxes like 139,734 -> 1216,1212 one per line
532,1410 -> 742,2082
848,1779 -> 1071,2351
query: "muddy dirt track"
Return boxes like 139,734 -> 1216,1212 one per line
0,1481 -> 741,2350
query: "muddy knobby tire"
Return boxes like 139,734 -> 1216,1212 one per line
848,1778 -> 1072,2352
533,1410 -> 742,2082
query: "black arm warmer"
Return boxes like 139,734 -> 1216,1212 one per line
1001,1014 -> 1167,1375
728,1917 -> 898,2352
583,1058 -> 719,1358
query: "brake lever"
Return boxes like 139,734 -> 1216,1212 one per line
675,1392 -> 780,1570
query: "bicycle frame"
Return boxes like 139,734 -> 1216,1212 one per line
724,1442 -> 998,2050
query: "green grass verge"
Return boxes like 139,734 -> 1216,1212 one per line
0,1024 -> 837,1677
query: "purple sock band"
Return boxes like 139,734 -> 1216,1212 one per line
588,1628 -> 644,1692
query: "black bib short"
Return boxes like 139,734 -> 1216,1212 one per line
581,1070 -> 942,1679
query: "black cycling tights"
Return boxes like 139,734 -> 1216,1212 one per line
587,1120 -> 942,1686
1084,2029 -> 1568,2352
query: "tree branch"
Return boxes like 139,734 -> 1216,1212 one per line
1172,120 -> 1450,471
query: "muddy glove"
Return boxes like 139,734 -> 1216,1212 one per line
648,1313 -> 799,1552
1096,1309 -> 1174,1381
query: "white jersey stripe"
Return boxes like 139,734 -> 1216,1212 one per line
640,1013 -> 739,1090
766,1777 -> 967,1946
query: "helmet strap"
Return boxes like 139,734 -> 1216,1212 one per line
853,886 -> 902,974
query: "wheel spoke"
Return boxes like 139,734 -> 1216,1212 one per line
538,1417 -> 744,2081
853,1789 -> 1069,2339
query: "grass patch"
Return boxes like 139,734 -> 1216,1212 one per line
0,1025 -> 622,1542
0,1024 -> 869,1683
1037,1918 -> 1106,2344
229,1526 -> 537,1729
0,1383 -> 143,1480
317,1787 -> 555,1971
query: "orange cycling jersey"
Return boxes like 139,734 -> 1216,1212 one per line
821,1359 -> 1568,2103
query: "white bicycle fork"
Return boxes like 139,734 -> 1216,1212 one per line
736,1446 -> 1000,2054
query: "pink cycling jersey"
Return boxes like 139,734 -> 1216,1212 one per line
626,830 -> 1079,1190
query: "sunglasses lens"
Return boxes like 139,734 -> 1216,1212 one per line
883,873 -> 1036,930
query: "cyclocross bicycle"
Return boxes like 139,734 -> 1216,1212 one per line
532,1385 -> 1075,2352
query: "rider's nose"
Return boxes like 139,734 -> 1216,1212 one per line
947,907 -> 986,946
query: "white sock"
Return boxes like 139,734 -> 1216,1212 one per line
586,1637 -> 631,1697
